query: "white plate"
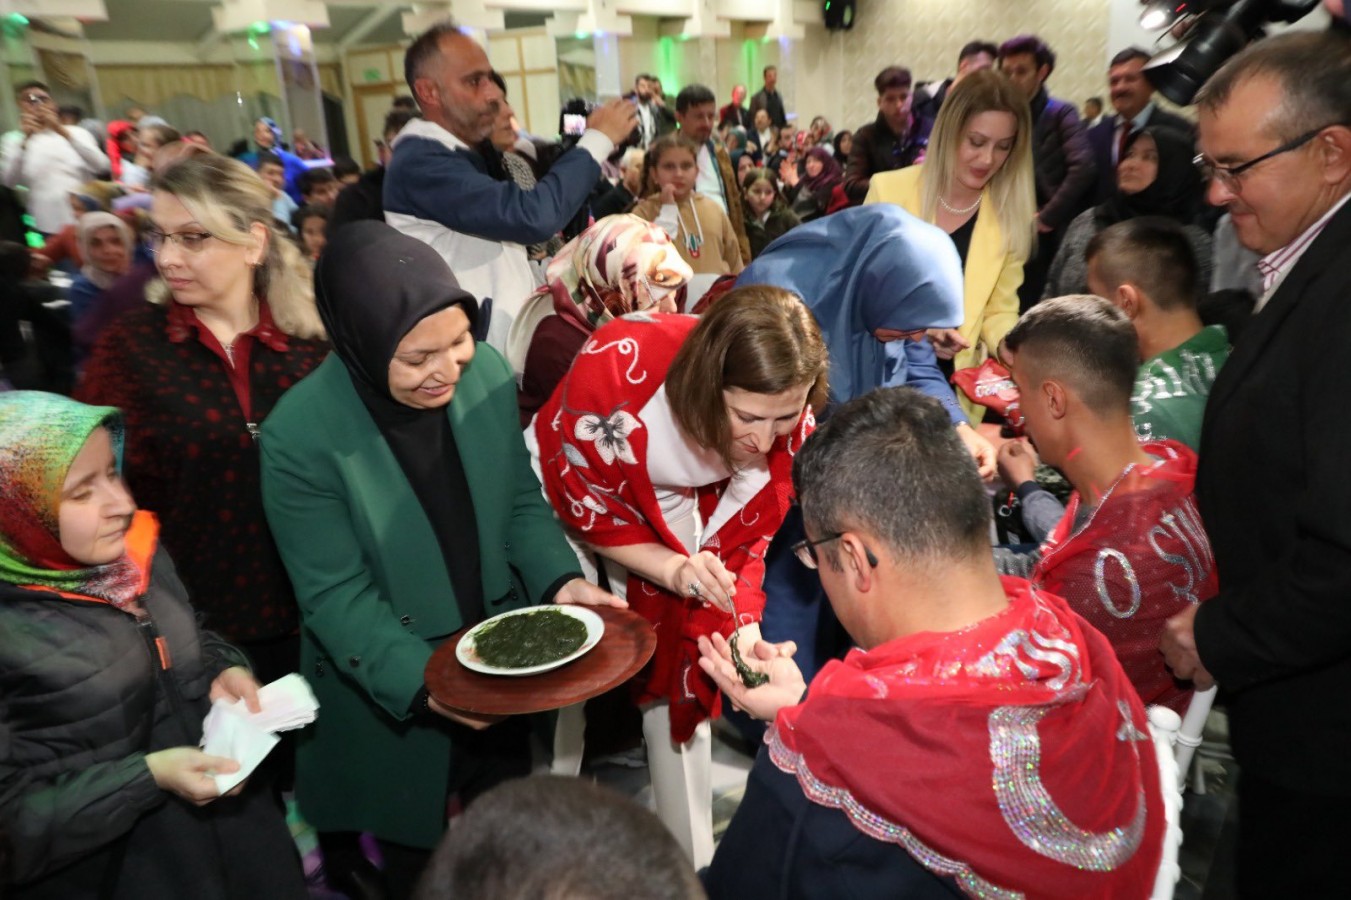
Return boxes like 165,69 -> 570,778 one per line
456,606 -> 604,676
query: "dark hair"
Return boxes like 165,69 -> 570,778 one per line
641,134 -> 701,194
1086,217 -> 1200,313
1110,47 -> 1152,69
675,84 -> 716,114
793,387 -> 991,571
666,285 -> 828,468
636,72 -> 655,84
1003,295 -> 1139,418
58,105 -> 84,120
404,20 -> 462,95
998,35 -> 1056,75
1194,30 -> 1351,145
413,777 -> 703,900
489,70 -> 507,97
874,66 -> 913,95
332,156 -> 361,180
298,167 -> 337,197
292,203 -> 330,230
383,109 -> 418,140
763,65 -> 777,77
392,95 -> 418,111
254,150 -> 284,171
959,41 -> 998,64
14,80 -> 48,96
1085,96 -> 1103,107
741,167 -> 787,214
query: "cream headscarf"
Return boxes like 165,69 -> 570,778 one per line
76,212 -> 134,290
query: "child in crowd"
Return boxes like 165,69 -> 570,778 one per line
631,134 -> 744,275
740,168 -> 800,260
332,156 -> 362,185
298,167 -> 341,210
256,151 -> 298,232
292,204 -> 329,263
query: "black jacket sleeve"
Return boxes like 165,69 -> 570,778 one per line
1038,103 -> 1096,231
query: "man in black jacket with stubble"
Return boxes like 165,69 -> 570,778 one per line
841,66 -> 932,206
997,34 -> 1096,310
1159,31 -> 1351,898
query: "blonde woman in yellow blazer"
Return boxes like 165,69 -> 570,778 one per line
865,69 -> 1036,422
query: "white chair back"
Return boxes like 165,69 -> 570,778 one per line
1147,706 -> 1184,900
1174,685 -> 1218,789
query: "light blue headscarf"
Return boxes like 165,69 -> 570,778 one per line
736,205 -> 963,403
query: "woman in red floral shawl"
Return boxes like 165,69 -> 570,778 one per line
532,285 -> 828,866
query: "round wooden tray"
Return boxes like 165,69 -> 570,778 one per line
425,605 -> 657,716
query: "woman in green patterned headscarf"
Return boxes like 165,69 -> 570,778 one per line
0,391 -> 307,899
0,391 -> 143,604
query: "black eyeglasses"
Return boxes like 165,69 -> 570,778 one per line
791,532 -> 879,570
1193,126 -> 1334,192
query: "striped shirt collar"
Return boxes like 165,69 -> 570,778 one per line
1255,191 -> 1351,310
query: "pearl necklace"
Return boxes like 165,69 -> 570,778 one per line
939,193 -> 982,216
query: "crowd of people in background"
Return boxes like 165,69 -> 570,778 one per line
1,6 -> 1350,899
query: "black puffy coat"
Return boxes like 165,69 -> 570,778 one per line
0,543 -> 306,900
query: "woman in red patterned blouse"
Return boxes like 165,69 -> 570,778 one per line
76,153 -> 327,684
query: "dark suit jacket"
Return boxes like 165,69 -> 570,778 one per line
1086,107 -> 1195,204
750,88 -> 788,129
704,748 -> 963,900
842,112 -> 932,205
1193,197 -> 1351,796
719,103 -> 754,131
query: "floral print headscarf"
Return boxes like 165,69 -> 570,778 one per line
545,214 -> 693,334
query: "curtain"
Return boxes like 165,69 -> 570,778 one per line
37,49 -> 90,90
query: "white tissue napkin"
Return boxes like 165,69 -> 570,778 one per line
200,673 -> 319,794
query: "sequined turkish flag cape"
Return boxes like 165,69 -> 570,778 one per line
770,579 -> 1165,899
1033,439 -> 1217,712
534,312 -> 811,742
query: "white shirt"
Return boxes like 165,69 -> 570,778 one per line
641,384 -> 770,547
1255,191 -> 1351,312
385,118 -> 613,363
1,127 -> 109,233
637,101 -> 657,147
695,143 -> 728,214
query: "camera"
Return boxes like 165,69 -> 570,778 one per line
558,98 -> 596,141
1140,0 -> 1322,104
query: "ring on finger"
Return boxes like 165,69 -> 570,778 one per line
687,581 -> 702,598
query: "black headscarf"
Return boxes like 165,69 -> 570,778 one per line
1095,125 -> 1203,228
315,221 -> 486,626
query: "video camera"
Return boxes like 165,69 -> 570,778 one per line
1138,0 -> 1321,104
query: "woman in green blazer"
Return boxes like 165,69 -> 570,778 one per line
260,222 -> 619,897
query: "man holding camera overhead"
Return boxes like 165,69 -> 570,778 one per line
383,22 -> 634,356
1,81 -> 109,237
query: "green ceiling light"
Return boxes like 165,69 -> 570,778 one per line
246,20 -> 270,51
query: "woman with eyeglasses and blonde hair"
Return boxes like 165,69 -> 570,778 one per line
76,152 -> 327,689
865,68 -> 1036,422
